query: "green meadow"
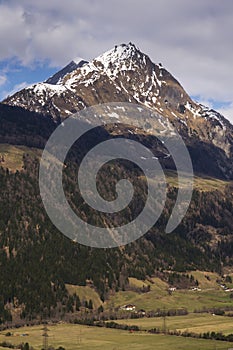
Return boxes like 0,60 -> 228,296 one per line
0,323 -> 233,350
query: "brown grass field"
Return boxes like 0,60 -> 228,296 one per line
1,323 -> 233,350
114,312 -> 233,334
0,144 -> 41,171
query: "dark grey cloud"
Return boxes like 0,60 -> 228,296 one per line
1,0 -> 233,121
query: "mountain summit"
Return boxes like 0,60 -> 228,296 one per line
1,42 -> 201,119
46,58 -> 88,85
2,42 -> 233,179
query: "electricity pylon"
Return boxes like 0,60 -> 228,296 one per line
42,325 -> 49,350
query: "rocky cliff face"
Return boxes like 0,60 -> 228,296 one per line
45,59 -> 88,85
3,42 -> 233,179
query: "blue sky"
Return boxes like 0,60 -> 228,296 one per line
0,0 -> 233,123
0,59 -> 58,99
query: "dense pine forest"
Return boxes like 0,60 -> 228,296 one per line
0,103 -> 233,323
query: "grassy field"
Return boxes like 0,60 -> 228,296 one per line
0,144 -> 41,171
1,323 -> 233,350
145,170 -> 231,192
106,288 -> 233,313
164,170 -> 230,192
105,272 -> 233,312
65,284 -> 103,309
114,313 -> 233,335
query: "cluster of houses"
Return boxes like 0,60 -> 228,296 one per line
119,304 -> 146,315
190,287 -> 202,291
168,283 -> 233,293
168,286 -> 202,292
219,284 -> 233,292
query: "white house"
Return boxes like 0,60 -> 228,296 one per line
120,304 -> 136,311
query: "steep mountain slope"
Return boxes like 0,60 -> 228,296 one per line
0,140 -> 232,323
0,103 -> 56,148
46,58 -> 88,85
3,43 -> 233,179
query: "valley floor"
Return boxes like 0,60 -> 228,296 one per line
0,321 -> 233,350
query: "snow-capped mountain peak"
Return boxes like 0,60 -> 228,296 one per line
2,43 -> 233,177
94,42 -> 150,76
72,57 -> 86,65
96,43 -> 140,64
46,59 -> 88,85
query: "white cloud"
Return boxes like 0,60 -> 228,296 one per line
0,0 -> 233,109
217,103 -> 233,125
0,75 -> 7,87
1,81 -> 30,100
194,99 -> 214,109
